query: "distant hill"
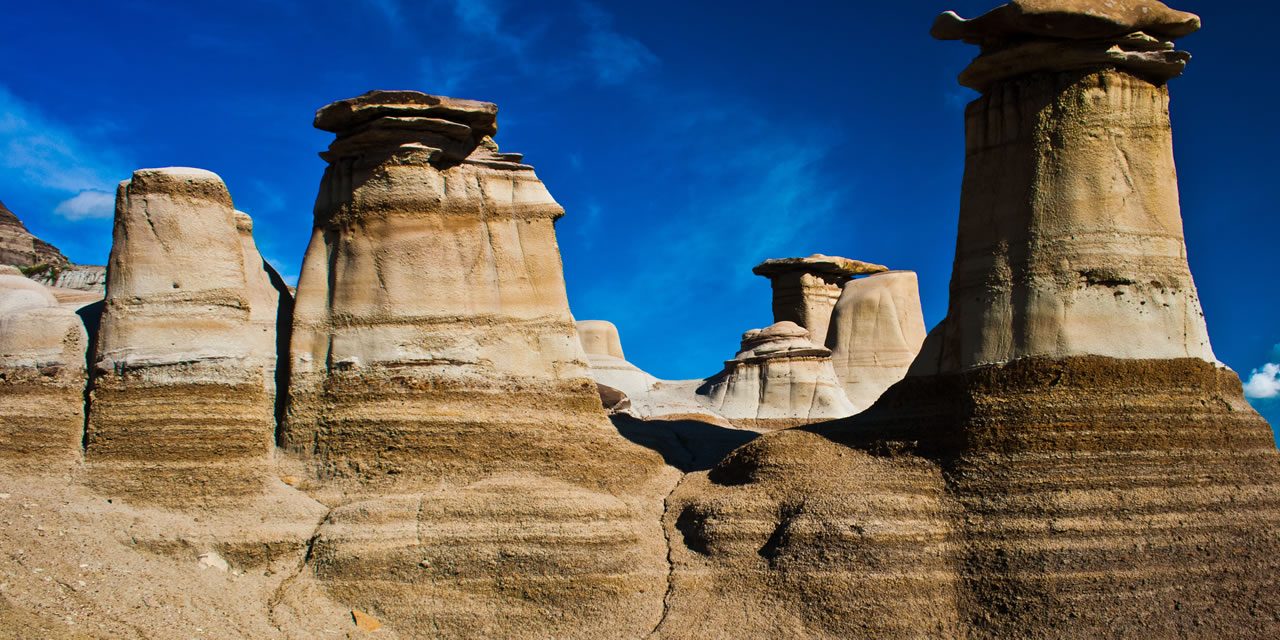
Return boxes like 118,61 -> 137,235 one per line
0,200 -> 105,293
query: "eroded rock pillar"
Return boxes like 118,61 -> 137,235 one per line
753,254 -> 886,346
85,168 -> 282,505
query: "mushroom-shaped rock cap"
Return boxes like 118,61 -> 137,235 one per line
314,90 -> 499,137
753,254 -> 888,279
932,0 -> 1201,43
736,321 -> 831,360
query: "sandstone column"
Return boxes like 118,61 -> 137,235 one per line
660,3 -> 1280,638
280,91 -> 673,638
0,274 -> 88,468
753,254 -> 886,346
913,0 -> 1215,375
85,168 -> 283,505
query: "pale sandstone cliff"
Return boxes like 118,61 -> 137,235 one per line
826,270 -> 927,408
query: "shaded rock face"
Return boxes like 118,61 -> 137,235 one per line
697,322 -> 855,430
283,91 -> 674,638
0,275 -> 88,468
664,3 -> 1280,638
826,271 -> 927,409
85,168 -> 283,506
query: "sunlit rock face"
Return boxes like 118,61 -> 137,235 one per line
664,3 -> 1280,638
697,321 -> 856,429
0,275 -> 88,468
85,168 -> 283,505
825,271 -> 927,410
280,91 -> 675,639
915,0 -> 1214,375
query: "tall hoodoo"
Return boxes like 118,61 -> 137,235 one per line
660,3 -> 1280,638
753,254 -> 886,347
915,0 -> 1214,374
285,90 -> 626,484
281,91 -> 674,638
85,168 -> 282,505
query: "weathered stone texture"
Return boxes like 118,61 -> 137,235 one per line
86,168 -> 282,505
282,91 -> 675,639
0,275 -> 88,467
826,271 -> 927,409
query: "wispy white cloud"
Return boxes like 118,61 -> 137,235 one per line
578,2 -> 658,84
52,189 -> 114,220
0,85 -> 129,222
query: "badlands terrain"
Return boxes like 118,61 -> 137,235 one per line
0,1 -> 1276,638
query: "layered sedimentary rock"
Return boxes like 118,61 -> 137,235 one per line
663,3 -> 1280,638
753,254 -> 887,346
0,200 -> 69,269
826,271 -> 927,409
0,274 -> 88,468
85,168 -> 282,505
281,91 -> 674,638
697,321 -> 855,429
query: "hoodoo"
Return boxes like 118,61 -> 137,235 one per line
753,254 -> 886,346
85,168 -> 284,505
826,270 -> 928,409
279,91 -> 675,638
662,2 -> 1280,638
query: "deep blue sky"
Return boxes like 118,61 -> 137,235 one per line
1,1 -> 1275,430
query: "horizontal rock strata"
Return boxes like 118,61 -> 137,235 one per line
86,168 -> 282,506
284,90 -> 675,638
698,321 -> 855,430
0,275 -> 88,468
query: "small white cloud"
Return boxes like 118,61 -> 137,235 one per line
1245,362 -> 1280,400
53,190 -> 115,221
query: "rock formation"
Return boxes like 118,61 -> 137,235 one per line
0,200 -> 108,295
661,2 -> 1280,638
753,254 -> 887,346
280,91 -> 675,638
0,274 -> 88,468
85,168 -> 284,505
825,270 -> 927,409
698,321 -> 855,429
0,200 -> 69,269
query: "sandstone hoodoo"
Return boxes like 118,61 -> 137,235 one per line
825,270 -> 927,409
697,321 -> 855,429
661,2 -> 1280,638
0,4 -> 1276,638
85,168 -> 286,505
752,254 -> 887,347
281,90 -> 675,638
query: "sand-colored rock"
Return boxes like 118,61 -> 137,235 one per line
0,200 -> 69,270
753,254 -> 887,346
85,168 -> 283,506
282,91 -> 675,638
697,322 -> 855,429
913,28 -> 1213,374
825,271 -> 927,409
0,275 -> 88,468
665,5 -> 1280,637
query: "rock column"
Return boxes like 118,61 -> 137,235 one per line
753,254 -> 886,346
85,168 -> 283,505
281,91 -> 673,638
